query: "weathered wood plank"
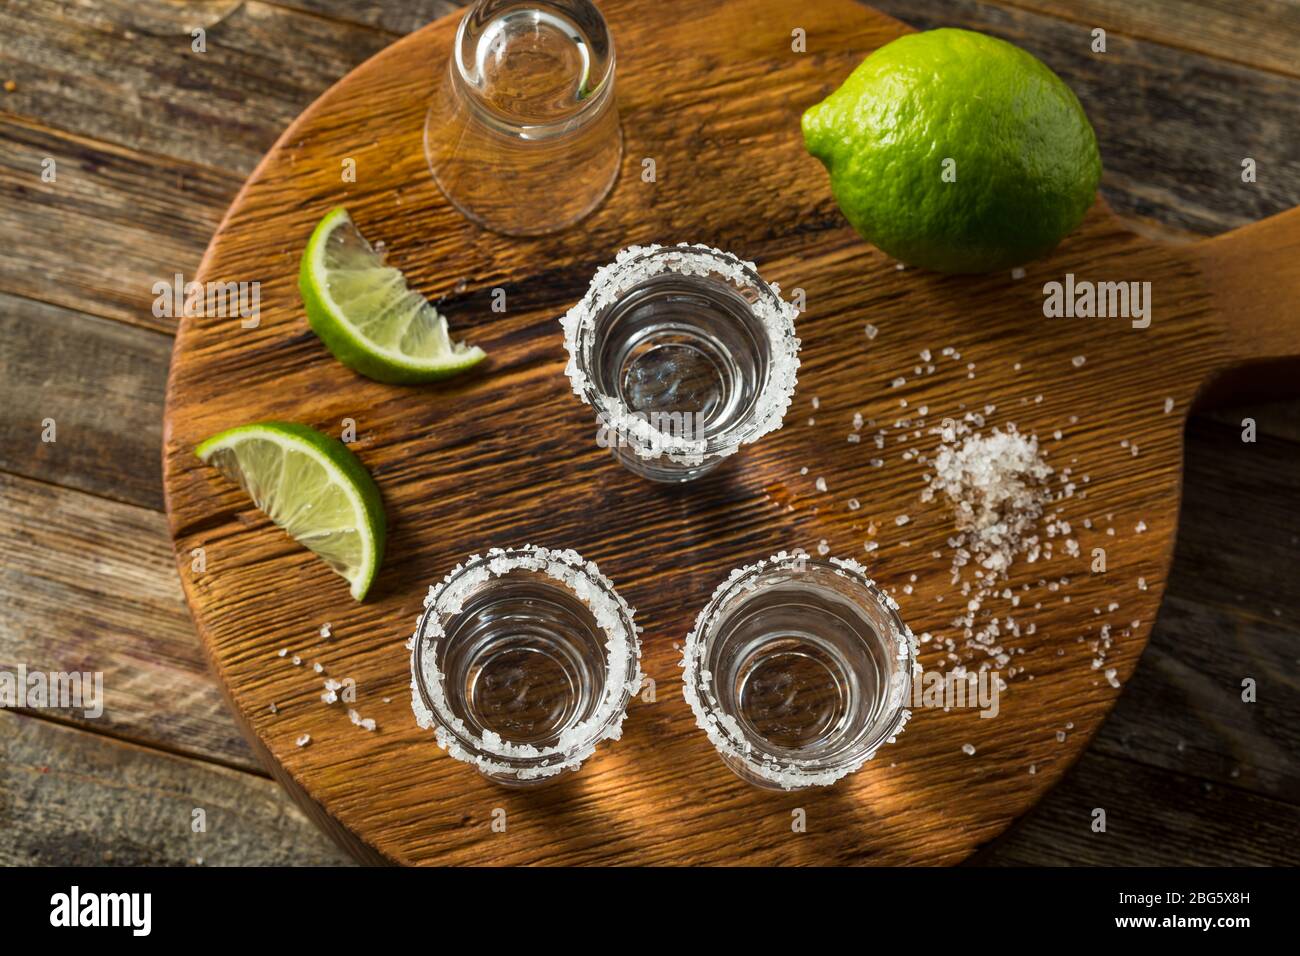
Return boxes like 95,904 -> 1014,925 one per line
984,749 -> 1300,865
271,0 -> 458,35
0,711 -> 351,866
0,291 -> 169,509
871,0 -> 1300,235
0,0 -> 391,174
1163,420 -> 1300,623
1005,0 -> 1300,79
1089,595 -> 1300,801
0,471 -> 257,772
0,117 -> 234,331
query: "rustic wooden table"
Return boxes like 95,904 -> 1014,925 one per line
1,0 -> 1296,866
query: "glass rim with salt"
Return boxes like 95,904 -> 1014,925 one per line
561,243 -> 801,478
681,551 -> 918,790
409,545 -> 642,784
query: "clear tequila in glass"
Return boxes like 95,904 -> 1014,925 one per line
562,244 -> 801,481
410,546 -> 642,786
681,552 -> 917,790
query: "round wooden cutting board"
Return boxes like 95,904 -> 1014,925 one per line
162,0 -> 1300,864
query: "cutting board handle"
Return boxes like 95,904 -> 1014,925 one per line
1191,205 -> 1300,405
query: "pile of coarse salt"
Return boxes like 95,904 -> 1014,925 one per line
922,421 -> 1054,577
921,417 -> 1076,667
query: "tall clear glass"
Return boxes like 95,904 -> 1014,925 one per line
409,546 -> 642,787
681,551 -> 917,790
424,0 -> 622,235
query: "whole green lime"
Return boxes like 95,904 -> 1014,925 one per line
802,28 -> 1101,274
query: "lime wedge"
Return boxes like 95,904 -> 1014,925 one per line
195,421 -> 386,601
299,207 -> 486,383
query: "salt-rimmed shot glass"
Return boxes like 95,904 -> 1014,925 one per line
424,0 -> 622,236
409,546 -> 642,787
681,551 -> 917,790
561,243 -> 801,482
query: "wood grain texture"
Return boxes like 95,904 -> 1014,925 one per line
0,291 -> 169,508
0,472 -> 257,771
0,117 -> 234,331
982,748 -> 1300,866
1004,0 -> 1300,79
157,0 -> 1300,864
273,0 -> 460,35
0,711 -> 349,866
0,0 -> 390,174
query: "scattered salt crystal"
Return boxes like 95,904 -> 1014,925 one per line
895,514 -> 910,526
361,718 -> 377,732
847,498 -> 861,511
1055,731 -> 1066,743
295,734 -> 310,747
277,649 -> 287,658
865,323 -> 878,340
1104,668 -> 1120,688
1071,355 -> 1086,368
1138,576 -> 1148,591
811,396 -> 820,410
319,623 -> 332,640
291,656 -> 302,666
1163,397 -> 1174,414
961,743 -> 976,755
815,476 -> 828,492
1135,520 -> 1147,533
268,703 -> 278,715
312,662 -> 323,674
1011,267 -> 1026,280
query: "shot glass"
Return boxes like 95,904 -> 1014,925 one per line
409,545 -> 642,787
681,551 -> 917,790
561,243 -> 801,482
424,0 -> 622,236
